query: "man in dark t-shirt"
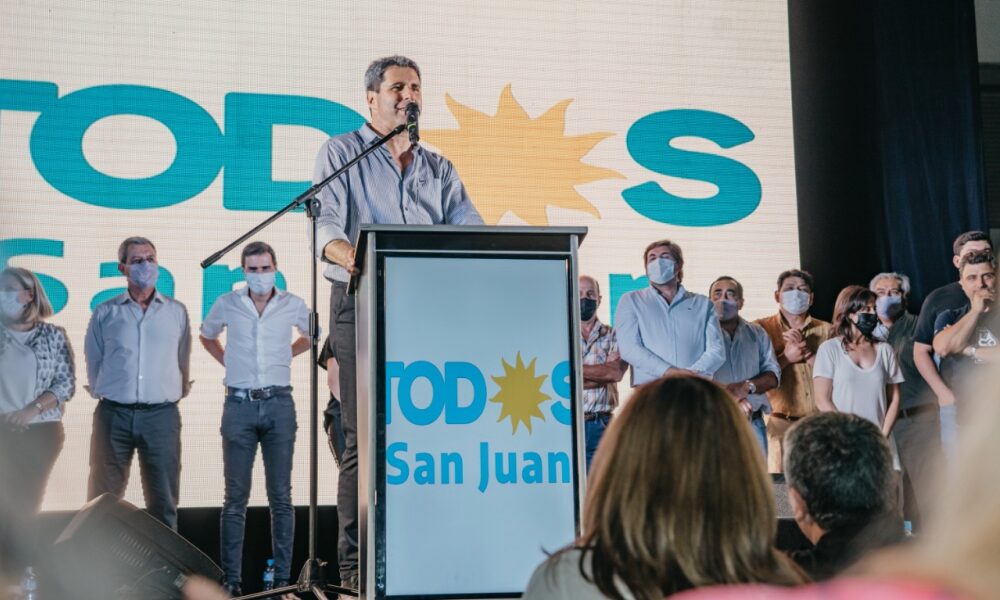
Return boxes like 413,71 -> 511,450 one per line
933,250 -> 999,414
913,232 -> 993,461
913,231 -> 993,407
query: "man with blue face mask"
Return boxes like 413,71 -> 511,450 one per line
754,269 -> 832,473
869,271 -> 939,533
614,239 -> 725,386
710,276 -> 781,458
199,241 -> 311,596
84,237 -> 192,529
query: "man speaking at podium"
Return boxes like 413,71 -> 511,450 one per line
311,55 -> 483,590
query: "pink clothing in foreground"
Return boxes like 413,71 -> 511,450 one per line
672,578 -> 960,600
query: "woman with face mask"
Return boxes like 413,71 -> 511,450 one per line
0,267 -> 75,576
812,285 -> 903,451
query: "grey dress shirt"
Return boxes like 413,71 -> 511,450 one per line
312,123 -> 484,282
712,317 -> 782,412
84,291 -> 192,404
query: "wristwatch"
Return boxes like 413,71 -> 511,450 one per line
746,380 -> 757,394
33,400 -> 44,413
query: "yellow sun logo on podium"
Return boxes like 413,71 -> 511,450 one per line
489,352 -> 550,434
422,85 -> 624,225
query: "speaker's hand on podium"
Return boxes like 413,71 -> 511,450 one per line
324,240 -> 359,275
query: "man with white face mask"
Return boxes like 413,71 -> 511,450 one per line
754,269 -> 832,473
710,276 -> 781,458
614,239 -> 725,386
84,237 -> 192,529
199,241 -> 311,596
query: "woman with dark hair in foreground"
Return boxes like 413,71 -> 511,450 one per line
521,375 -> 805,600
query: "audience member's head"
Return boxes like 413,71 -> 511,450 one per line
831,285 -> 878,343
784,412 -> 895,545
709,276 -> 744,323
869,272 -> 910,322
578,376 -> 804,599
0,267 -> 54,327
774,269 -> 815,317
957,250 -> 996,302
644,239 -> 684,285
951,230 -> 993,269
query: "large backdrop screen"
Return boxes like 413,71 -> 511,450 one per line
1,0 -> 799,510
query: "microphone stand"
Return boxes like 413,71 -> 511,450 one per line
201,122 -> 407,600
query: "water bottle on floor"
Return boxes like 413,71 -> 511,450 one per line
263,558 -> 276,591
21,566 -> 38,600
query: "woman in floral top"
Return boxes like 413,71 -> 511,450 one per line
0,267 -> 75,576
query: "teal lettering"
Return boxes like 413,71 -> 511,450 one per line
223,93 -> 364,212
414,452 -> 436,485
623,109 -> 761,226
547,451 -> 571,484
386,442 -> 409,485
30,84 -> 224,209
521,452 -> 543,483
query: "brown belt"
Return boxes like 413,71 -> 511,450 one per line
900,403 -> 937,419
584,411 -> 612,422
769,412 -> 804,422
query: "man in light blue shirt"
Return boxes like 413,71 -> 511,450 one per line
84,237 -> 191,530
311,55 -> 483,589
615,239 -> 725,386
710,276 -> 781,457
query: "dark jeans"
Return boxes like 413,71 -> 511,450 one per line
0,421 -> 64,576
584,414 -> 610,471
330,281 -> 358,582
219,388 -> 297,584
750,410 -> 768,459
893,407 -> 942,531
88,401 -> 181,529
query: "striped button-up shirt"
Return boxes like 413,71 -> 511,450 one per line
712,318 -> 781,412
581,320 -> 619,414
614,285 -> 726,386
84,291 -> 192,404
312,124 -> 484,282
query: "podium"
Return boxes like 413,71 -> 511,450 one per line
352,225 -> 588,599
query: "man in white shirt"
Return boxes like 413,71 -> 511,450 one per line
615,239 -> 725,386
710,276 -> 781,457
200,241 -> 311,596
84,237 -> 192,529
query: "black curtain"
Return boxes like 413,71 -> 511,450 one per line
788,0 -> 987,320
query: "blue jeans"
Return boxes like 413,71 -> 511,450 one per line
939,403 -> 958,464
219,389 -> 297,584
751,411 -> 768,460
584,414 -> 611,472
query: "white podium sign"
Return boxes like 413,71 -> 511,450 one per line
378,255 -> 580,598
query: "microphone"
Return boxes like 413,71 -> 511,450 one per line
405,102 -> 420,144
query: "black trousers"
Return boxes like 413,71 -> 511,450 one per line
330,281 -> 358,581
0,421 -> 64,576
87,400 -> 181,530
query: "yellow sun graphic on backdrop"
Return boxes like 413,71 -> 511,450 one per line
422,85 -> 624,225
489,352 -> 550,434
